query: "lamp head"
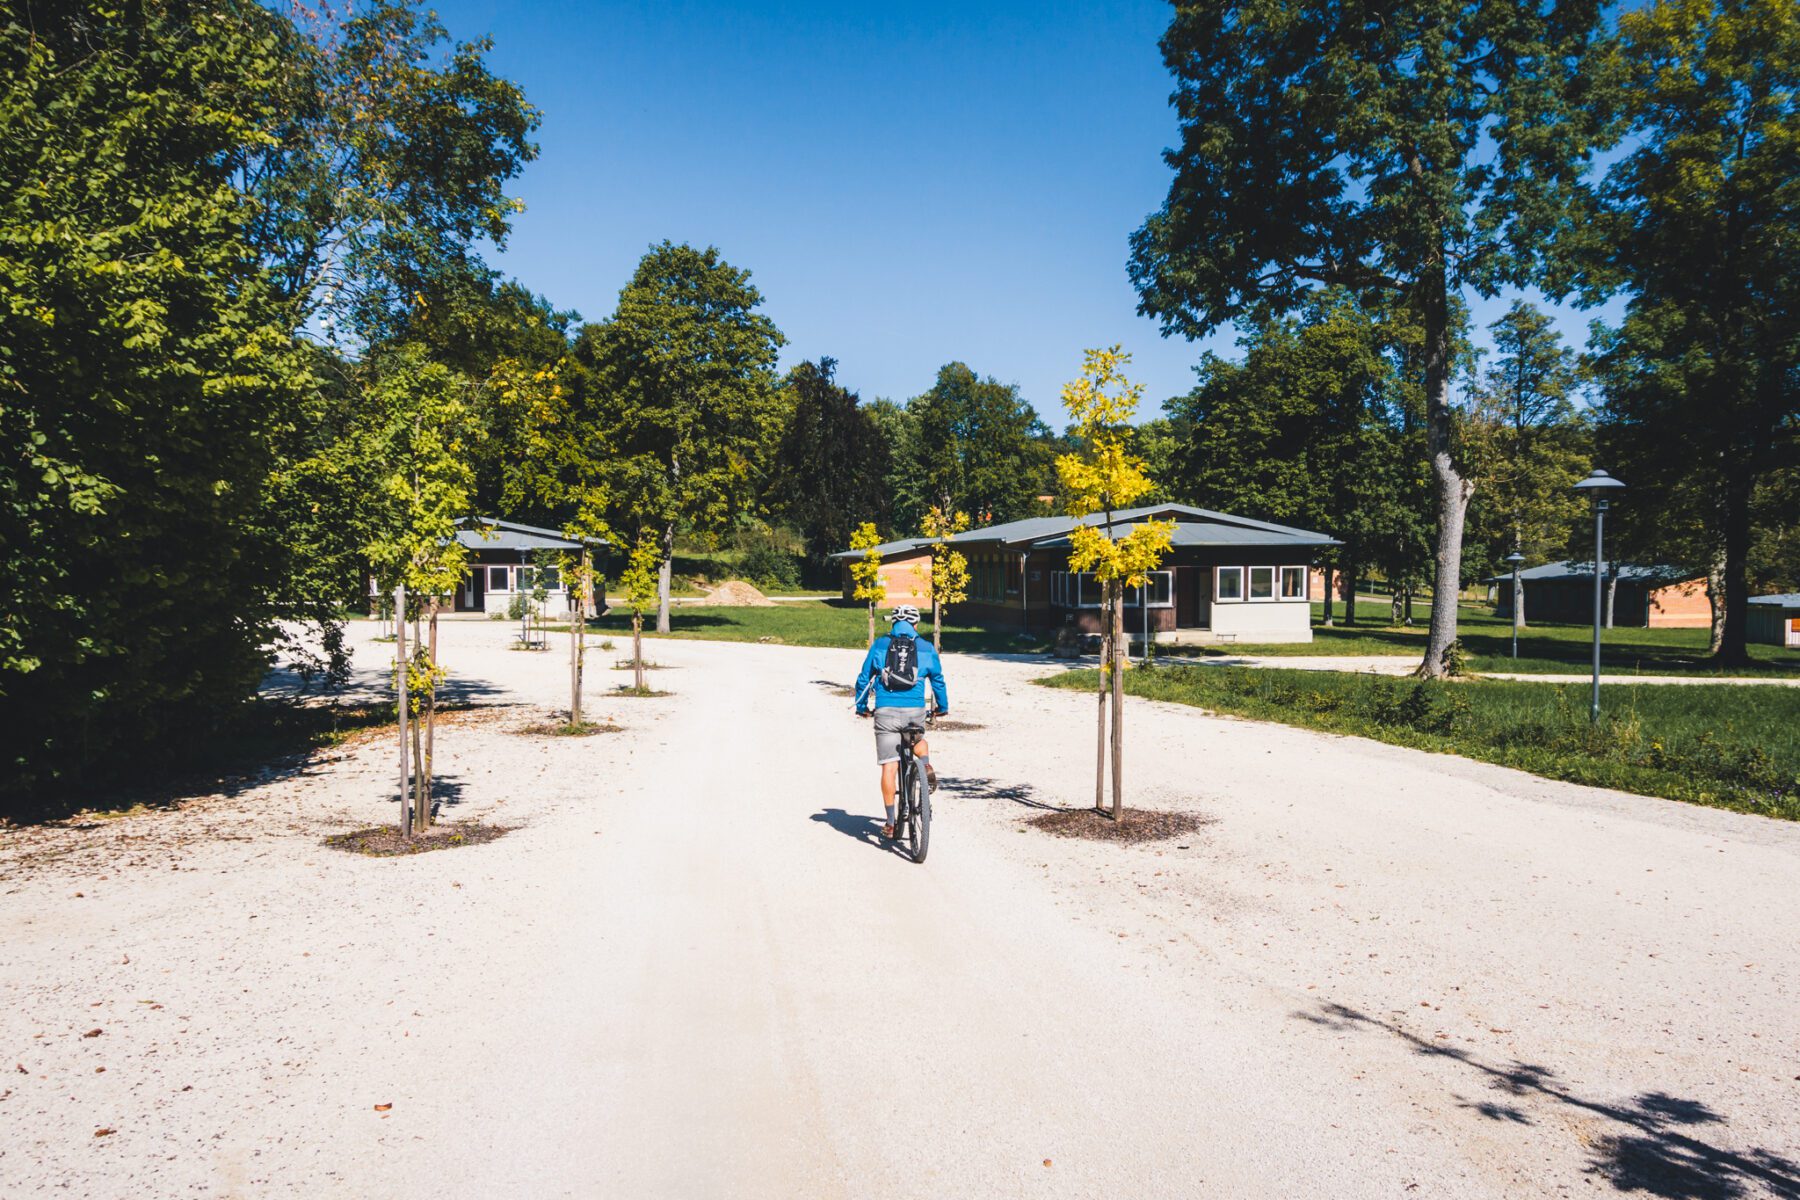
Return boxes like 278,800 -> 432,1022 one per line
1504,551 -> 1525,566
1572,469 -> 1627,494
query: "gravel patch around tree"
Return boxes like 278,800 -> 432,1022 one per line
322,822 -> 513,856
1026,806 -> 1214,843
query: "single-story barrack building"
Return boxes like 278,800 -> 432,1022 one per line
833,504 -> 1339,644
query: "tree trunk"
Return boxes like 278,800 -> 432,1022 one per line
1094,588 -> 1109,815
1517,580 -> 1527,628
933,597 -> 942,654
1705,549 -> 1726,656
1344,560 -> 1358,626
1604,566 -> 1618,630
410,693 -> 427,832
1715,475 -> 1754,667
419,600 -> 439,829
1420,263 -> 1475,679
633,613 -> 646,692
1322,565 -> 1335,627
395,583 -> 409,838
867,602 -> 875,648
1110,582 -> 1125,823
571,550 -> 589,725
656,522 -> 675,634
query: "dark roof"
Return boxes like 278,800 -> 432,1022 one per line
454,517 -> 607,553
1485,560 -> 1698,586
1749,593 -> 1800,607
829,504 -> 1338,559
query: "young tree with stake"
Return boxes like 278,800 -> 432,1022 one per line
1058,348 -> 1173,823
361,352 -> 481,835
849,522 -> 887,647
919,506 -> 970,655
619,533 -> 662,694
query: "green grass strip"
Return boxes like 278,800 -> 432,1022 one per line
1039,666 -> 1800,821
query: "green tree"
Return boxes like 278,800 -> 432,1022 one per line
359,350 -> 482,834
1586,0 -> 1800,666
1057,348 -> 1174,823
1131,0 -> 1616,677
617,532 -> 662,693
772,358 -> 891,571
0,0 -> 309,801
0,0 -> 541,805
896,363 -> 1051,533
1463,303 -> 1591,612
1161,296 -> 1423,625
577,242 -> 786,634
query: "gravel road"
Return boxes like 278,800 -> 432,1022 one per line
3,620 -> 1796,1198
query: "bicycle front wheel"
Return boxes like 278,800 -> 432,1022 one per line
905,762 -> 930,864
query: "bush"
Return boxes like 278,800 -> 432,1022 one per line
738,546 -> 800,590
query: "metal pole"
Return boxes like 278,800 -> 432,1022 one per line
1512,563 -> 1520,659
1590,502 -> 1605,723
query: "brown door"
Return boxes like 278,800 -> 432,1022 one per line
1176,567 -> 1200,628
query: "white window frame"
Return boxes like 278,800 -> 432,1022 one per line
1125,571 -> 1175,609
487,565 -> 510,592
1215,565 -> 1244,602
1280,565 -> 1307,601
1249,565 -> 1276,601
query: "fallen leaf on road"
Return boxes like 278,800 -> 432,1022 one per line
15,1064 -> 25,1074
82,1029 -> 102,1038
93,1128 -> 115,1138
374,1103 -> 392,1112
1043,1160 -> 1053,1168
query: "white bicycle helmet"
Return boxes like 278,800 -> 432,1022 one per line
888,604 -> 921,624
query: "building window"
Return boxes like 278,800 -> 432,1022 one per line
540,567 -> 562,591
1126,571 -> 1174,608
1006,558 -> 1022,595
488,566 -> 510,591
1216,566 -> 1244,602
1249,565 -> 1275,600
1280,566 -> 1307,600
1051,571 -> 1105,608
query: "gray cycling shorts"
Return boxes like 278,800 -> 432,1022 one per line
873,708 -> 928,765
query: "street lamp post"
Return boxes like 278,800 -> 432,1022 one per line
1504,550 -> 1525,660
1572,470 -> 1627,722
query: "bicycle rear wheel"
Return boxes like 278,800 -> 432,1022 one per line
905,760 -> 930,864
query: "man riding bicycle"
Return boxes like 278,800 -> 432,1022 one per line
855,605 -> 949,839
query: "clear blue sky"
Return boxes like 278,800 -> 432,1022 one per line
434,0 -> 1611,421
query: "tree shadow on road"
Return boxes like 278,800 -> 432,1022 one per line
936,775 -> 1059,811
1292,1000 -> 1799,1199
808,808 -> 914,859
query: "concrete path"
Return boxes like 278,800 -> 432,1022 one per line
3,625 -> 1797,1197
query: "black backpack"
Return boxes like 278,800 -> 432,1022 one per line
881,633 -> 919,691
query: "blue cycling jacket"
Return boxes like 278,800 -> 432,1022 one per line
854,622 -> 949,713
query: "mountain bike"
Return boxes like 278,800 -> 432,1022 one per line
893,723 -> 931,864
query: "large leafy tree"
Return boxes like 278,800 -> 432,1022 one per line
771,358 -> 891,569
0,0 -> 311,799
1131,0 -> 1615,675
577,242 -> 785,632
0,0 -> 540,803
1462,302 -> 1591,587
1161,295 -> 1423,623
1587,0 -> 1799,665
895,363 -> 1051,533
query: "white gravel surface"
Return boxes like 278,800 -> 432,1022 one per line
3,620 -> 1797,1198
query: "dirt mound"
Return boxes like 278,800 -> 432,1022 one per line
704,580 -> 776,606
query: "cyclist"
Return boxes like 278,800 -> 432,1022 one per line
855,604 -> 949,839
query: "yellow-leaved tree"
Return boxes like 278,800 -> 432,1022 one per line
919,505 -> 970,654
849,522 -> 887,647
1057,347 -> 1173,823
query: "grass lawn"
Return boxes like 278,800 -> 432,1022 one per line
1041,665 -> 1800,820
588,599 -> 1048,655
1185,603 -> 1800,677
